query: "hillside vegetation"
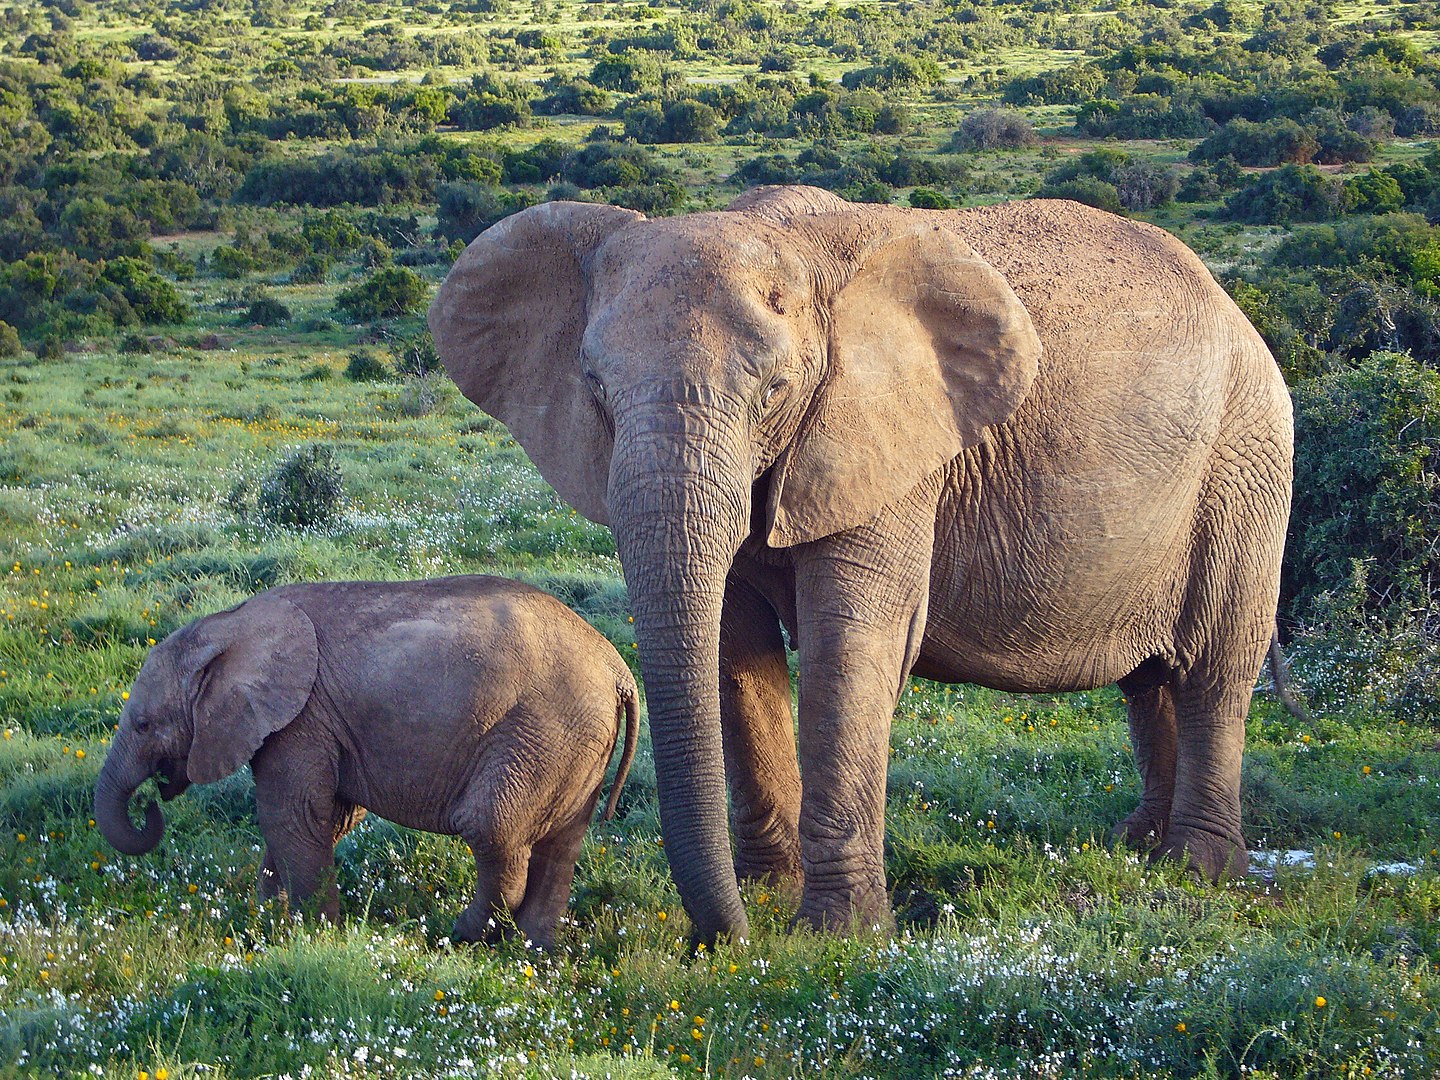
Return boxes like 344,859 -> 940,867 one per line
1,0 -> 1438,1076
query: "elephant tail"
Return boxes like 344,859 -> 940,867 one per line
1269,625 -> 1310,724
602,681 -> 640,822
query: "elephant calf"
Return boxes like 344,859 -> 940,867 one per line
94,576 -> 638,947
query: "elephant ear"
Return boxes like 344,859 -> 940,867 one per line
766,213 -> 1043,547
184,595 -> 319,785
429,201 -> 645,525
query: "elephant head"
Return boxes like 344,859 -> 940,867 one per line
429,186 -> 1042,941
94,594 -> 318,855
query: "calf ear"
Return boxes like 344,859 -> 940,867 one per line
184,595 -> 318,784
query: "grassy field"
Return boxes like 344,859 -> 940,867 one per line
1,321 -> 1438,1077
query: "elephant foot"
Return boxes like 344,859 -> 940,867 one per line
1110,805 -> 1170,852
794,879 -> 893,935
1152,826 -> 1248,882
452,905 -> 505,945
512,910 -> 560,950
514,927 -> 557,950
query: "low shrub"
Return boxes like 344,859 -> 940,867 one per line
334,266 -> 429,322
394,331 -> 441,377
344,349 -> 392,382
245,298 -> 292,326
909,188 -> 954,210
1035,176 -> 1122,214
951,108 -> 1038,151
0,321 -> 22,357
256,444 -> 345,529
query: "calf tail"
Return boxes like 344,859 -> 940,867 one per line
602,682 -> 639,822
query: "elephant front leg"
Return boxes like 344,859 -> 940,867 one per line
720,574 -> 802,887
253,749 -> 353,921
255,818 -> 344,920
791,493 -> 937,932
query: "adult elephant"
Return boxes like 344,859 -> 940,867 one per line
429,186 -> 1293,944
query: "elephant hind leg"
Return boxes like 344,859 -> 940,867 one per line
1154,668 -> 1255,882
512,798 -> 598,949
1150,377 -> 1288,882
454,839 -> 530,944
1111,658 -> 1178,852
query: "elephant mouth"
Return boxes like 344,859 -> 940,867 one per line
157,758 -> 190,800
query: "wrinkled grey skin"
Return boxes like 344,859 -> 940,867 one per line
94,576 -> 638,947
429,186 -> 1293,944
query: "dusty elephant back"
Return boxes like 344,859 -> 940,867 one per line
272,576 -> 633,730
941,200 -> 1274,382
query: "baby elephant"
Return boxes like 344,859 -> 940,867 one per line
94,576 -> 638,946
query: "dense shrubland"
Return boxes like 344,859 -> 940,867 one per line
1,0 -> 1438,1074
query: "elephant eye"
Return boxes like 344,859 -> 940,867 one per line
581,367 -> 606,401
134,718 -> 150,734
760,376 -> 788,409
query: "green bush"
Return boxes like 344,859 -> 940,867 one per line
1075,94 -> 1212,139
358,237 -> 392,268
245,298 -> 292,326
1177,158 -> 1244,203
1190,118 -> 1319,167
344,349 -> 392,382
100,257 -> 190,325
1034,176 -> 1122,214
909,188 -> 954,210
291,254 -> 330,285
1221,164 -> 1354,225
534,78 -> 612,117
434,183 -> 532,245
841,54 -> 942,92
1287,351 -> 1440,631
659,99 -> 719,143
589,53 -> 661,93
257,444 -> 345,529
210,245 -> 262,279
625,99 -> 721,144
0,321 -> 21,358
333,266 -> 429,322
1345,171 -> 1405,214
394,331 -> 441,377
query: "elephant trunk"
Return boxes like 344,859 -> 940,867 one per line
609,406 -> 752,945
94,732 -> 165,856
